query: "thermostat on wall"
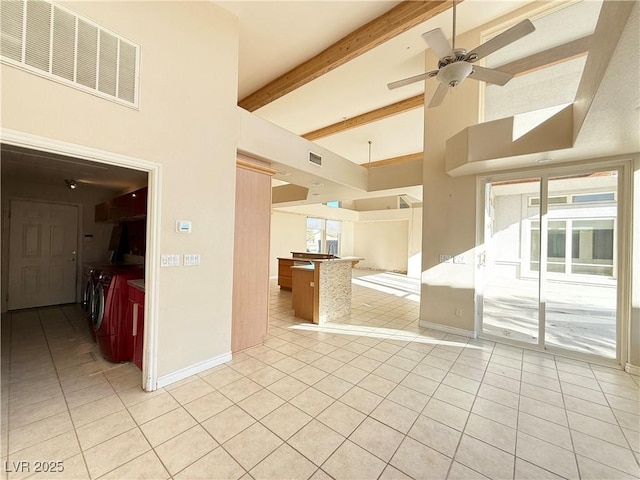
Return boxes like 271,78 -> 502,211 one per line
176,220 -> 192,233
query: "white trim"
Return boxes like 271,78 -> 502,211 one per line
0,127 -> 161,392
419,320 -> 478,339
624,363 -> 640,376
156,352 -> 232,389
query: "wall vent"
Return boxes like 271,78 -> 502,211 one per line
0,0 -> 140,107
309,151 -> 322,167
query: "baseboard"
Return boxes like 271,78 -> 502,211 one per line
419,320 -> 478,339
625,363 -> 640,376
156,351 -> 232,388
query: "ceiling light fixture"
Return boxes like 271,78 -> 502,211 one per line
65,179 -> 77,189
368,140 -> 373,165
311,182 -> 324,187
535,157 -> 553,164
277,171 -> 291,177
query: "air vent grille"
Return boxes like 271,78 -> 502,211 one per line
309,152 -> 322,167
0,0 -> 139,107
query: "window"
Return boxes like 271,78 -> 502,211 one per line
306,217 -> 341,255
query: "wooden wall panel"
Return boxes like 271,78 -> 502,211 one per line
231,163 -> 273,352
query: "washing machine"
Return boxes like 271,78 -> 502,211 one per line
92,265 -> 143,362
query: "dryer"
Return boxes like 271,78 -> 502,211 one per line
92,265 -> 143,362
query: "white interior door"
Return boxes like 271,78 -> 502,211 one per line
8,200 -> 78,310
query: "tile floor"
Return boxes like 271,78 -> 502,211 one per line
1,271 -> 639,480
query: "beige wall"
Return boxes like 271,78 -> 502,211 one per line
269,211 -> 307,277
354,221 -> 409,273
1,1 -> 240,378
632,157 -> 640,369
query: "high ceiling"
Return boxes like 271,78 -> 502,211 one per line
218,0 -> 638,208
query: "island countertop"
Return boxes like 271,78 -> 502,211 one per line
127,279 -> 145,291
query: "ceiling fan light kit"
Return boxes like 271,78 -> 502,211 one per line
388,0 -> 535,108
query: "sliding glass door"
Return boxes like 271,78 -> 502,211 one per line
480,168 -> 620,360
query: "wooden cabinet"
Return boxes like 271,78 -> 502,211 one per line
277,252 -> 336,290
231,159 -> 276,353
127,282 -> 145,370
95,187 -> 148,223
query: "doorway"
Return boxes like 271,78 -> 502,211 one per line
479,165 -> 627,362
8,200 -> 79,309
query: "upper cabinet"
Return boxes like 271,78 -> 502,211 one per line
95,187 -> 148,223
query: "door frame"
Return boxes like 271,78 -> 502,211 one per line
6,198 -> 81,309
475,156 -> 633,368
1,128 -> 162,391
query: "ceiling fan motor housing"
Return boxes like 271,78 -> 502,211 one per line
436,60 -> 473,87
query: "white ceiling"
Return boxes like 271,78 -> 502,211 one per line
217,0 -> 638,208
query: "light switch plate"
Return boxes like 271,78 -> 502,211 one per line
184,254 -> 201,266
161,254 -> 180,267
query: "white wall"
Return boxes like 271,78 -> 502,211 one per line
269,211 -> 306,277
1,1 -> 240,379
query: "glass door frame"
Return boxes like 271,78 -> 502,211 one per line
475,159 -> 633,366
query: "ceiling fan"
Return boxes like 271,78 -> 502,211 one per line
387,0 -> 535,108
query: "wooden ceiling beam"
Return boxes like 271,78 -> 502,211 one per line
239,1 -> 453,112
303,94 -> 424,140
496,34 -> 592,78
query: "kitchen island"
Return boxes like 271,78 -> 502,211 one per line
291,257 -> 363,324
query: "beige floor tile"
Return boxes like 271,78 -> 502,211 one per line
433,384 -> 475,411
442,372 -> 480,395
8,395 -> 68,430
288,420 -> 345,466
65,381 -> 116,410
271,357 -> 306,375
168,378 -> 216,405
25,453 -> 88,480
316,401 -> 366,437
174,447 -> 245,480
472,396 -> 517,429
379,464 -> 412,480
372,364 -> 409,383
230,357 -> 269,376
447,461 -> 490,479
623,427 -> 639,453
562,382 -> 608,405
76,409 -> 137,450
260,403 -> 312,440
117,385 -> 165,407
567,410 -> 628,447
8,382 -> 63,409
200,366 -> 245,389
482,371 -> 521,393
349,417 -> 404,462
399,372 -> 439,396
605,393 -> 640,415
357,374 -> 397,397
290,349 -> 323,365
313,355 -> 345,373
614,408 -> 640,432
183,391 -> 234,423
247,365 -> 288,387
571,430 -> 640,477
322,440 -> 386,480
290,387 -> 334,416
238,388 -> 284,420
312,375 -> 353,399
455,434 -> 514,480
266,376 -> 308,401
202,405 -> 256,444
423,398 -> 470,432
348,355 -> 382,373
476,383 -> 519,410
218,377 -> 263,403
339,385 -> 383,414
563,395 -> 618,424
154,425 -> 217,475
517,412 -> 572,451
99,450 -> 170,480
140,407 -> 197,447
128,392 -> 180,425
222,422 -> 283,471
249,443 -> 317,480
331,364 -> 369,384
8,411 -> 73,454
83,428 -> 150,479
289,364 -> 328,386
108,371 -> 143,392
520,382 -> 564,408
515,432 -> 578,479
408,415 -> 461,458
575,454 -> 638,480
514,458 -> 564,480
390,436 -> 451,480
7,431 -> 80,480
370,399 -> 418,434
411,363 -> 448,383
464,413 -> 516,454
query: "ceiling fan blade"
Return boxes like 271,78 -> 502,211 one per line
422,28 -> 454,60
469,66 -> 514,86
428,82 -> 449,108
467,19 -> 535,62
387,70 -> 438,90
